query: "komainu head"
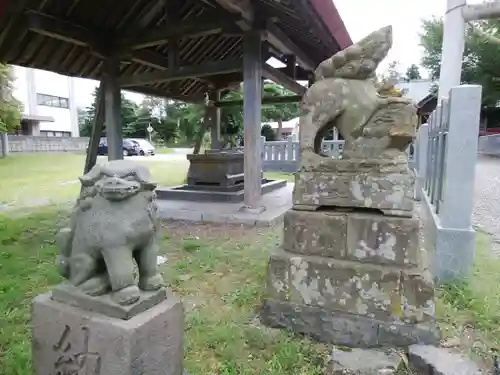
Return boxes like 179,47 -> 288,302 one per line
79,160 -> 157,201
315,25 -> 393,81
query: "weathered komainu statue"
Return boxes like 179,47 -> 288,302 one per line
294,25 -> 418,216
57,160 -> 164,305
301,24 -> 416,165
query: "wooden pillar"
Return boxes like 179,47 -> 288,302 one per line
83,82 -> 105,173
285,54 -> 297,80
0,132 -> 8,157
243,29 -> 263,210
209,91 -> 221,150
103,56 -> 123,160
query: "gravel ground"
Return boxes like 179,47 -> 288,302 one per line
472,155 -> 500,254
472,156 -> 500,235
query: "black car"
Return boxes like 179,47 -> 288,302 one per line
97,138 -> 140,156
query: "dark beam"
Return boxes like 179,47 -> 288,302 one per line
118,59 -> 243,87
284,54 -> 297,79
211,65 -> 310,90
265,21 -> 315,70
167,4 -> 182,97
213,0 -> 315,70
127,49 -> 208,86
129,50 -> 169,70
214,95 -> 302,107
24,10 -> 178,73
84,82 -> 104,174
103,56 -> 123,161
262,64 -> 306,95
208,91 -> 221,149
119,19 -> 242,50
25,11 -> 106,53
124,86 -> 205,104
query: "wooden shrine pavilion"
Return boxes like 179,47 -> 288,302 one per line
0,0 -> 352,209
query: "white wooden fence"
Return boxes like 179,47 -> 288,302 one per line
261,137 -> 344,172
415,85 -> 482,284
262,137 -> 416,172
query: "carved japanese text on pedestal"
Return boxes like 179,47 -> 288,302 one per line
51,325 -> 101,375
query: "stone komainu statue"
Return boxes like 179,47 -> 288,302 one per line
302,25 -> 417,164
57,160 -> 164,305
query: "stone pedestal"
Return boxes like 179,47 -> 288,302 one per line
261,178 -> 439,347
293,158 -> 415,217
156,150 -> 286,202
32,291 -> 184,375
186,151 -> 246,188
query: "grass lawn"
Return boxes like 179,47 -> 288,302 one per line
437,231 -> 500,369
2,153 -> 497,373
0,153 -> 189,210
0,153 -> 291,211
2,207 -> 498,374
0,208 -> 328,375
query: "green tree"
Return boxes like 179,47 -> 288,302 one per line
79,87 -> 141,137
0,64 -> 22,133
261,83 -> 301,139
261,123 -> 276,141
404,64 -> 422,81
217,82 -> 301,144
419,15 -> 500,104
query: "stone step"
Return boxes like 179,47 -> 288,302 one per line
283,209 -> 420,267
260,298 -> 439,348
266,248 -> 435,324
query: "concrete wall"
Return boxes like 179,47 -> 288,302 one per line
7,135 -> 88,153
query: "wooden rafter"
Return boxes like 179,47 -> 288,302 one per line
118,59 -> 243,87
118,19 -> 242,50
262,63 -> 306,95
213,0 -> 315,70
214,94 -> 302,107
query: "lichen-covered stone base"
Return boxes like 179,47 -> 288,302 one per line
283,210 -> 420,266
260,299 -> 439,348
261,208 -> 437,348
293,168 -> 414,216
266,249 -> 434,323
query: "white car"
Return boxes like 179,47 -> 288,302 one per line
132,139 -> 156,156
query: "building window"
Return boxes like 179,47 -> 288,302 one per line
281,132 -> 292,139
40,131 -> 71,137
37,94 -> 69,109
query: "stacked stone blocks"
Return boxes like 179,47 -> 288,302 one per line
260,24 -> 439,347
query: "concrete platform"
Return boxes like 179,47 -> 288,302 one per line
156,179 -> 287,203
156,183 -> 293,226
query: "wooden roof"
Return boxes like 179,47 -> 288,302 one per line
0,0 -> 352,102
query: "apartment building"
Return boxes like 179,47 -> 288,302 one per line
12,66 -> 79,137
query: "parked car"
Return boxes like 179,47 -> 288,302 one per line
97,138 -> 140,156
131,138 -> 156,156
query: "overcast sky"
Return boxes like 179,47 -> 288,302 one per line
73,0 -> 483,108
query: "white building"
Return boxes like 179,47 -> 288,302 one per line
12,66 -> 79,137
395,79 -> 435,104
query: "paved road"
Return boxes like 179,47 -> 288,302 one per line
472,155 -> 500,238
127,153 -> 188,162
127,148 -> 192,162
